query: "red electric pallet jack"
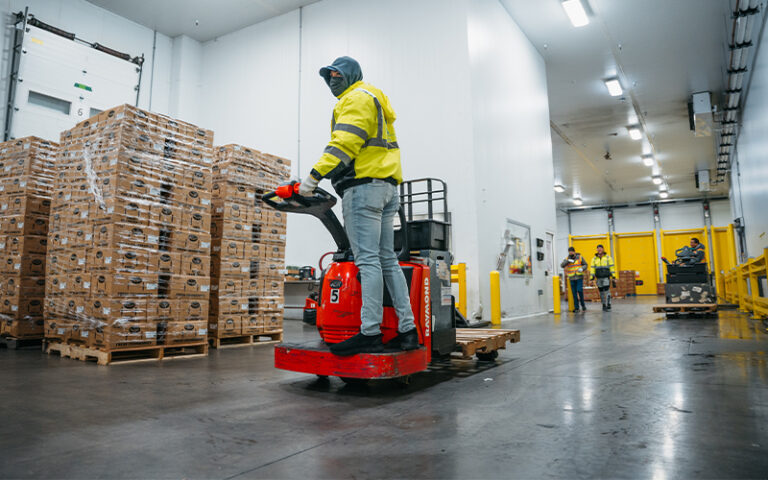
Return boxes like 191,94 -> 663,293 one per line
263,179 -> 519,383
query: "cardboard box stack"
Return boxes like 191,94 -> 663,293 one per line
44,105 -> 214,351
0,138 -> 56,338
657,282 -> 666,296
209,145 -> 290,341
615,270 -> 637,297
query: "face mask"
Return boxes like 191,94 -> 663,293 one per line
329,75 -> 347,97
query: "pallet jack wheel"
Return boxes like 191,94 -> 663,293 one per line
476,350 -> 499,362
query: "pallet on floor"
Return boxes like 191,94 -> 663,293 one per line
0,335 -> 43,350
44,341 -> 208,365
652,303 -> 718,313
454,328 -> 520,358
209,332 -> 283,349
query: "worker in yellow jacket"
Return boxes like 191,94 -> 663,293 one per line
590,244 -> 616,311
299,56 -> 416,356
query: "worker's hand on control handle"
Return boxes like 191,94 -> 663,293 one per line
298,175 -> 319,196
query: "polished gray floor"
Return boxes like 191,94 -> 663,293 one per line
2,297 -> 768,479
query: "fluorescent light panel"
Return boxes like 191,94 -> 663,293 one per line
628,126 -> 642,140
652,176 -> 662,185
573,197 -> 583,206
604,78 -> 622,96
642,155 -> 654,166
561,0 -> 589,27
659,191 -> 669,199
554,184 -> 566,193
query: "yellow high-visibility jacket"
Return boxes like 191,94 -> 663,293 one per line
590,254 -> 616,277
561,254 -> 587,278
309,81 -> 402,194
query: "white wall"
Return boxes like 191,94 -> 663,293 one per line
193,0 -> 555,320
0,0 -> 175,137
733,15 -> 768,258
570,209 -> 608,235
467,0 -> 556,318
613,206 -> 654,232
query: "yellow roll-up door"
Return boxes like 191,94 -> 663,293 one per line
613,231 -> 659,295
710,224 -> 738,298
569,234 -> 611,264
660,228 -> 708,265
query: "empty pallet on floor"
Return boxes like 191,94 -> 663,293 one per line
209,332 -> 283,349
45,341 -> 208,365
454,329 -> 521,358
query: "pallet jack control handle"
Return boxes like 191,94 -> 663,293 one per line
264,181 -> 351,253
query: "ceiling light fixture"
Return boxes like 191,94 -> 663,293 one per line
573,197 -> 583,206
561,0 -> 589,28
604,77 -> 623,97
554,184 -> 566,193
659,191 -> 669,199
652,176 -> 662,185
627,126 -> 643,141
642,154 -> 654,166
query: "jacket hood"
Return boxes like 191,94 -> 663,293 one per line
319,56 -> 363,93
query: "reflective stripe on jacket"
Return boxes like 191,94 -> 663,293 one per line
562,255 -> 586,278
309,81 -> 402,194
590,254 -> 616,277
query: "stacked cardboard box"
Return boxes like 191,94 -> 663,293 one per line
616,270 -> 637,296
44,105 -> 214,350
0,137 -> 56,338
657,282 -> 666,296
209,145 -> 290,341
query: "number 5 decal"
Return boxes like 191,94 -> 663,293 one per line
330,288 -> 340,304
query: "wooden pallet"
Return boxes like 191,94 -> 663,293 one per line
652,303 -> 718,313
0,335 -> 44,350
454,328 -> 521,358
209,332 -> 283,349
45,341 -> 208,365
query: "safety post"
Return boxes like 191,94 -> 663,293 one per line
553,275 -> 561,314
490,270 -> 501,325
450,263 -> 467,318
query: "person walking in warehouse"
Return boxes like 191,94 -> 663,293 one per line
590,244 -> 616,311
560,247 -> 587,312
298,56 -> 417,356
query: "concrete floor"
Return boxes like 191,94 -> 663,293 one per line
2,297 -> 768,479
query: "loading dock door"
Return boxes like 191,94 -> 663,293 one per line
568,234 -> 611,266
613,232 -> 658,295
660,228 -> 708,266
710,225 -> 737,298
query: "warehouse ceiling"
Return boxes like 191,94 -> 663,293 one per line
87,0 -> 319,42
501,0 -> 736,209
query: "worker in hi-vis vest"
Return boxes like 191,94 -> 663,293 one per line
298,56 -> 416,357
590,244 -> 617,311
560,246 -> 587,312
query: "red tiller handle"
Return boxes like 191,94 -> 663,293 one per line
275,182 -> 300,199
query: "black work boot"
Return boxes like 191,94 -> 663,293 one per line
389,328 -> 419,351
329,333 -> 384,356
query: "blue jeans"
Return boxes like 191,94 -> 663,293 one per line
342,182 -> 416,335
569,277 -> 586,308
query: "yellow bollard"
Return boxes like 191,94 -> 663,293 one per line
553,275 -> 561,314
566,275 -> 574,312
457,262 -> 467,318
450,263 -> 468,318
490,270 -> 501,325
